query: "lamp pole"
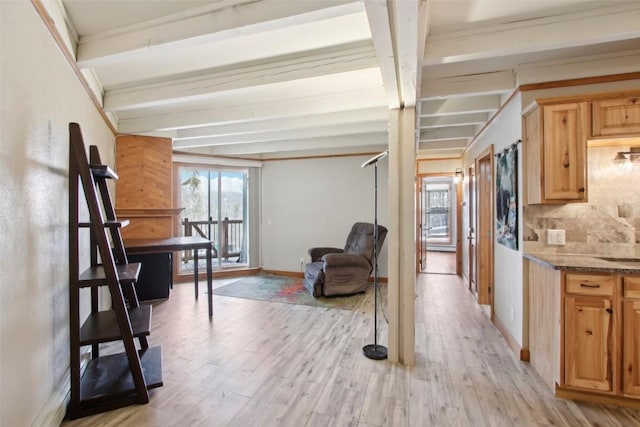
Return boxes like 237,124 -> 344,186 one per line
361,151 -> 388,360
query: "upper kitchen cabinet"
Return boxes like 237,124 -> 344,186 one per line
523,101 -> 589,204
592,97 -> 640,138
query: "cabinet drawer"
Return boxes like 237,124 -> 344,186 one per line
565,273 -> 614,296
624,277 -> 640,298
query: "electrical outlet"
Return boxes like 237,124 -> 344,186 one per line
300,257 -> 305,264
547,229 -> 565,246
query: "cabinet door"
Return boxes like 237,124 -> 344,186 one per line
542,102 -> 588,201
565,295 -> 613,391
592,97 -> 640,137
623,299 -> 640,396
523,106 -> 543,205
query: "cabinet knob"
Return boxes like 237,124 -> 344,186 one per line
606,308 -> 613,314
578,187 -> 585,192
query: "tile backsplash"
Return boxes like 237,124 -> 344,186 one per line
523,145 -> 640,257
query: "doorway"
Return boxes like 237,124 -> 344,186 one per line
467,164 -> 476,294
417,174 -> 462,275
475,147 -> 495,315
176,164 -> 250,274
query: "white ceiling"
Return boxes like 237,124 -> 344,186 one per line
52,0 -> 640,159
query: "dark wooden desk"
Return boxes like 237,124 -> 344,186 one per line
123,236 -> 213,318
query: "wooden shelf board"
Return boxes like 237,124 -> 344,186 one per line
80,305 -> 152,345
89,164 -> 118,179
79,346 -> 163,405
79,220 -> 130,228
77,263 -> 141,287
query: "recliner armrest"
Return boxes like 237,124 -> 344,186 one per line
322,253 -> 371,270
308,247 -> 343,262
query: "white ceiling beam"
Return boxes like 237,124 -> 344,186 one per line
418,139 -> 468,151
419,126 -> 478,141
365,0 -> 421,108
420,71 -> 515,100
195,132 -> 389,156
172,121 -> 388,149
104,42 -> 378,112
418,112 -> 489,129
259,145 -> 385,159
40,0 -> 78,59
118,88 -> 387,133
175,107 -> 389,140
423,3 -> 640,66
77,0 -> 363,68
415,0 -> 431,100
419,95 -> 501,117
389,0 -> 420,107
364,0 -> 400,108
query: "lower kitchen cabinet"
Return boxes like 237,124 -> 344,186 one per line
623,276 -> 640,397
527,258 -> 640,406
565,295 -> 614,392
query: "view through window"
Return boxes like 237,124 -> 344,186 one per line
422,178 -> 454,246
178,165 -> 249,272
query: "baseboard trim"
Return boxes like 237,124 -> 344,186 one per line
555,386 -> 640,409
32,374 -> 70,427
261,270 -> 389,282
32,347 -> 91,426
492,314 -> 528,361
174,267 -> 261,283
262,269 -> 304,278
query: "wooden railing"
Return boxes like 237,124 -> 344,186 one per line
182,217 -> 243,262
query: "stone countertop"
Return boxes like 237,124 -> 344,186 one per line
523,253 -> 640,274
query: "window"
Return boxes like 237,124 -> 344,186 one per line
421,177 -> 455,246
426,188 -> 450,239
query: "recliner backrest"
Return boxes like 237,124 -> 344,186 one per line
343,222 -> 388,261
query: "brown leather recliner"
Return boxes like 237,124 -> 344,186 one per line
303,222 -> 387,297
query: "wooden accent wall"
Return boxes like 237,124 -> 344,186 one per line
115,135 -> 180,239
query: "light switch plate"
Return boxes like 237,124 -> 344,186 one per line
547,229 -> 565,245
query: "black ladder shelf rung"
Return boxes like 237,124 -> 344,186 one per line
76,346 -> 162,407
89,164 -> 118,179
80,305 -> 152,345
79,219 -> 130,228
77,263 -> 141,287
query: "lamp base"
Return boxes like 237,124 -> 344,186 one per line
362,344 -> 388,360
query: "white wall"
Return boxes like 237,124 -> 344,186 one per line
417,158 -> 462,175
463,93 -> 525,346
0,3 -> 115,426
261,155 -> 389,276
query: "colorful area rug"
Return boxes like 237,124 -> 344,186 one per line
213,274 -> 364,310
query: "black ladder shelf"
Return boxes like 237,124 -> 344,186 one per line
67,123 -> 162,419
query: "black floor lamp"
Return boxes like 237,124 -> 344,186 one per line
361,150 -> 388,360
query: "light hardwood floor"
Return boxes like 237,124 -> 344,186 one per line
423,250 -> 456,275
61,274 -> 640,426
